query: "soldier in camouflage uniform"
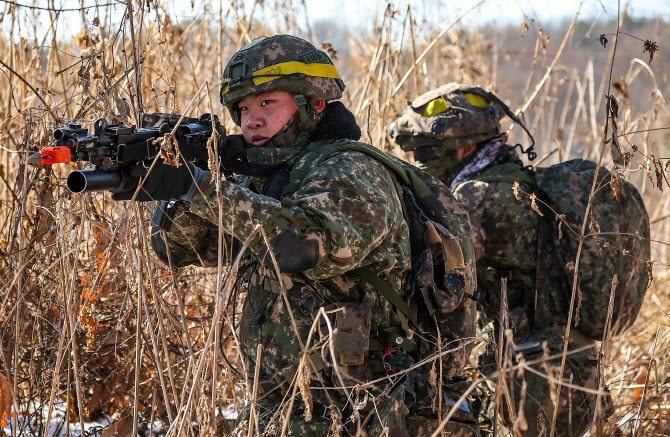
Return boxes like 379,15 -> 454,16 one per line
111,37 -> 479,435
389,83 -> 618,436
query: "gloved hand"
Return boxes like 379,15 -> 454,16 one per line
218,134 -> 247,178
111,159 -> 201,201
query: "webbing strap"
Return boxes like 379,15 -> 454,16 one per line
290,94 -> 311,149
355,267 -> 419,328
474,162 -> 535,186
294,94 -> 308,132
322,141 -> 411,185
282,139 -> 412,197
281,140 -> 423,329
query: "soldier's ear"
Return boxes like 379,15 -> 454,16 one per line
313,99 -> 326,113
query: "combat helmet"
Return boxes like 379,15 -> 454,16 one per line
220,35 -> 345,126
389,83 -> 534,156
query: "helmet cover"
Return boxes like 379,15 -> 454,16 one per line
221,34 -> 345,124
389,83 -> 506,151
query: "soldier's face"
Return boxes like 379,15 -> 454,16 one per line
238,91 -> 298,146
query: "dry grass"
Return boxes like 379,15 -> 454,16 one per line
0,1 -> 668,436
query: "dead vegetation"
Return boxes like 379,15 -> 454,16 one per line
0,1 -> 668,436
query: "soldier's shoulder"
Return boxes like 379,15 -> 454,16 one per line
452,178 -> 492,211
307,139 -> 396,177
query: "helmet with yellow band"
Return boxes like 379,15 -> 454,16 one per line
388,83 -> 507,151
389,83 -> 535,158
220,35 -> 345,125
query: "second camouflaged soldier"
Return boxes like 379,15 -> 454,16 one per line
112,38 -> 480,435
389,83 -> 651,436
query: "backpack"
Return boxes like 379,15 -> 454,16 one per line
281,139 -> 478,353
390,82 -> 650,339
475,159 -> 651,339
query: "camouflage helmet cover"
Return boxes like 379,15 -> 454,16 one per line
220,34 -> 345,119
389,83 -> 507,151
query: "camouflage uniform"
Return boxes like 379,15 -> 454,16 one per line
155,38 -> 479,436
389,84 -> 614,437
452,146 -> 611,437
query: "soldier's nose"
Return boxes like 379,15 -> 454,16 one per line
246,112 -> 263,129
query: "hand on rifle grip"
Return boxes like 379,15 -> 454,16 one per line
110,157 -> 202,202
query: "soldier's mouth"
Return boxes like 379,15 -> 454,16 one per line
251,135 -> 268,146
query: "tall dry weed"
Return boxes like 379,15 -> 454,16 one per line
0,1 -> 668,436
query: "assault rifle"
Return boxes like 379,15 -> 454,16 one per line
42,112 -> 214,193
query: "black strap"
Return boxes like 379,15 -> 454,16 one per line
261,169 -> 291,199
461,85 -> 536,160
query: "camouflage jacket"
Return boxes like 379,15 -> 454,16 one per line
160,138 -> 412,384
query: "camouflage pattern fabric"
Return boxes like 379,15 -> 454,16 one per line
411,145 -> 466,187
478,331 -> 613,437
450,147 -> 539,323
220,35 -> 344,114
532,159 -> 651,338
236,374 -> 481,436
410,143 -> 615,436
158,138 -> 478,435
405,161 -> 478,364
172,145 -> 411,372
277,139 -> 479,375
388,83 -> 505,151
234,397 -> 332,436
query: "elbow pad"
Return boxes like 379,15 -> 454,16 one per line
260,232 -> 319,274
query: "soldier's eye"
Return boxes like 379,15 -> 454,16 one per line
261,100 -> 273,107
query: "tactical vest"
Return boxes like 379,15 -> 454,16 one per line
282,139 -> 478,353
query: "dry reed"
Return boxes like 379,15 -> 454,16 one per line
0,1 -> 668,436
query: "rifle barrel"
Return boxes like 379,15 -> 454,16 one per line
67,169 -> 124,193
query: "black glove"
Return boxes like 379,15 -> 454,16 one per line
219,134 -> 247,178
111,159 -> 198,201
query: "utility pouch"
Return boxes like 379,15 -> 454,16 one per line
417,220 -> 466,318
330,303 -> 371,366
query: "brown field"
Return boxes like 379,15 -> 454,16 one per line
0,1 -> 668,436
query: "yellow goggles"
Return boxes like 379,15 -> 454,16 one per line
220,61 -> 342,96
422,93 -> 488,117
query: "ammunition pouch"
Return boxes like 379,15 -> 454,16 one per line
329,303 -> 371,366
417,220 -> 466,316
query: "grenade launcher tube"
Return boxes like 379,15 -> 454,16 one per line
66,169 -> 138,194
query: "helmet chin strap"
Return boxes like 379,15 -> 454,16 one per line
234,93 -> 317,153
291,93 -> 310,148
